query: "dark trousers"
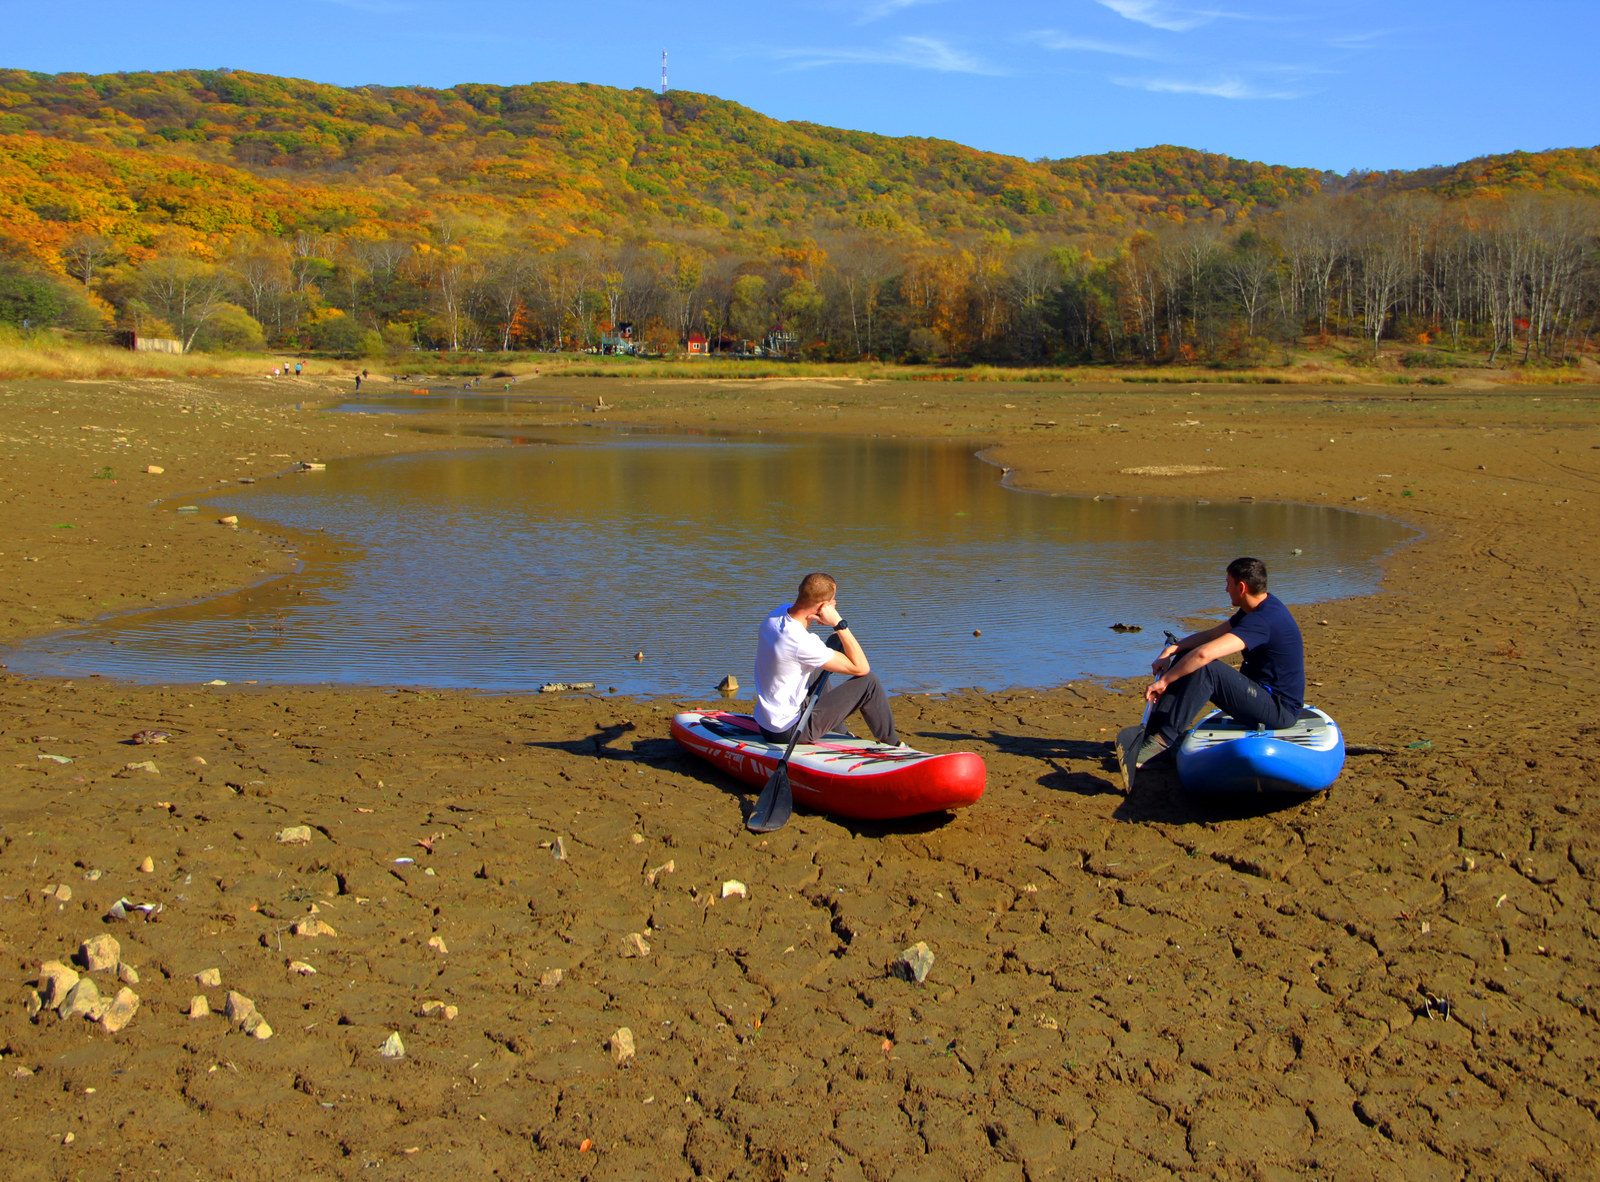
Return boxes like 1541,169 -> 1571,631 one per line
1147,660 -> 1297,747
760,635 -> 899,746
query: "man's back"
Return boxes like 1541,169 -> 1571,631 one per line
1230,592 -> 1305,709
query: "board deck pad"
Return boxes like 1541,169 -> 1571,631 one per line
1115,725 -> 1145,792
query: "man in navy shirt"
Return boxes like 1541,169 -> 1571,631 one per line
1132,556 -> 1305,771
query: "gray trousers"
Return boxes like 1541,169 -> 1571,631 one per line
760,635 -> 900,746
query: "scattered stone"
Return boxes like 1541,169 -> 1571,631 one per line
204,680 -> 227,687
973,629 -> 981,637
38,962 -> 79,1009
78,934 -> 120,973
190,756 -> 208,765
297,461 -> 326,471
223,991 -> 255,1024
187,995 -> 210,1019
59,978 -> 101,1020
427,936 -> 448,954
621,933 -> 652,958
131,729 -> 170,744
630,834 -> 644,845
379,1031 -> 405,1059
276,825 -> 313,845
122,760 -> 159,775
1109,623 -> 1143,633
144,465 -> 164,475
419,1000 -> 458,1020
1291,547 -> 1304,556
87,995 -> 113,1021
721,880 -> 747,900
46,884 -> 72,903
645,859 -> 675,886
25,990 -> 42,1018
83,869 -> 103,882
552,835 -> 567,862
717,675 -> 739,696
99,988 -> 140,1034
287,961 -> 317,975
218,516 -> 238,527
634,651 -> 644,661
538,681 -> 595,693
246,1015 -> 273,1040
138,856 -> 155,873
195,967 -> 222,988
292,918 -> 337,938
12,1065 -> 33,1078
539,968 -> 564,989
610,1027 -> 636,1065
891,941 -> 936,984
37,753 -> 73,765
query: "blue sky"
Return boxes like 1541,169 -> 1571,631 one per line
8,1 -> 1596,172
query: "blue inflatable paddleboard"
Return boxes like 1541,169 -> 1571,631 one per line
1177,706 -> 1345,795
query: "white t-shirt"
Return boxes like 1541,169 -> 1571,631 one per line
754,605 -> 832,732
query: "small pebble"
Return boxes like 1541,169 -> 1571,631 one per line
138,856 -> 154,873
119,963 -> 139,986
610,1027 -> 636,1065
287,961 -> 317,975
38,962 -> 79,1009
419,1000 -> 458,1020
188,995 -> 211,1019
621,933 -> 651,958
276,826 -> 313,844
427,936 -> 448,954
379,1031 -> 405,1059
196,967 -> 222,988
721,880 -> 747,900
99,988 -> 140,1034
59,978 -> 101,1020
539,968 -> 564,989
891,941 -> 936,984
79,934 -> 120,973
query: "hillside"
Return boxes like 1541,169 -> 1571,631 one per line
0,68 -> 1333,244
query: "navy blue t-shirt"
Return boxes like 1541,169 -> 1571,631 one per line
1228,593 -> 1305,710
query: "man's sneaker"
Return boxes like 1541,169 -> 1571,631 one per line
1135,734 -> 1171,768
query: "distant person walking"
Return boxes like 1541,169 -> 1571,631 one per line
355,373 -> 362,390
293,362 -> 303,377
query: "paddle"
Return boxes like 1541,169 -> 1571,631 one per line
746,672 -> 825,833
1117,629 -> 1183,791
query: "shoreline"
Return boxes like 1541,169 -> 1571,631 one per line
1,374 -> 1597,1179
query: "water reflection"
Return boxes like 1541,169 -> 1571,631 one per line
4,431 -> 1415,694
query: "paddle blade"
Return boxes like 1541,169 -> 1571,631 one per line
747,764 -> 794,833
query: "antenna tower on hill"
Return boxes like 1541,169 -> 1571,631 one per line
661,49 -> 668,95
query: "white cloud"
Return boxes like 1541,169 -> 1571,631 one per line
772,36 -> 1005,75
1117,74 -> 1305,99
1029,30 -> 1159,59
857,0 -> 946,23
1097,0 -> 1210,33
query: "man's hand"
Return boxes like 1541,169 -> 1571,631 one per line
1145,677 -> 1168,705
1150,645 -> 1178,677
816,599 -> 842,628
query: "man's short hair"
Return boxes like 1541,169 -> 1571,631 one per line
795,572 -> 837,609
1227,557 -> 1268,594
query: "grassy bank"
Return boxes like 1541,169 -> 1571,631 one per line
0,329 -> 1592,385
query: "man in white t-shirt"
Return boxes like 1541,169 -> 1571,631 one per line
754,572 -> 901,747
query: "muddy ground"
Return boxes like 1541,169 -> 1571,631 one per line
1,373 -> 1598,1181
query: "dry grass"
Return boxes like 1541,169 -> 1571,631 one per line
0,331 -> 348,381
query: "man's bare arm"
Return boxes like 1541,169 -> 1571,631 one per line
817,601 -> 870,676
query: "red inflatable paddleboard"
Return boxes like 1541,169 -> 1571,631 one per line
671,711 -> 985,821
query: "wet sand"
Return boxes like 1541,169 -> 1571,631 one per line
2,374 -> 1598,1180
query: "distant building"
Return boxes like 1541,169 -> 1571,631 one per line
764,325 -> 797,356
114,330 -> 184,354
686,333 -> 708,355
600,322 -> 638,355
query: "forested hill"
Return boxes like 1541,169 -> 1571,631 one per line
2,67 -> 1596,257
0,67 -> 1331,242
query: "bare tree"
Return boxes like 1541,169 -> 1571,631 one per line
138,256 -> 233,351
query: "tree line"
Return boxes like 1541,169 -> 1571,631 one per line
6,188 -> 1597,368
